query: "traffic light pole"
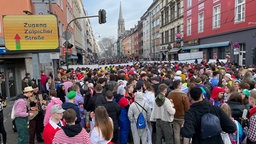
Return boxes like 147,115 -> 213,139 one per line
65,15 -> 99,69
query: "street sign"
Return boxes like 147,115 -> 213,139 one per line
3,15 -> 59,51
62,30 -> 72,40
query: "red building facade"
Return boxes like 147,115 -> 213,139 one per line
183,0 -> 256,66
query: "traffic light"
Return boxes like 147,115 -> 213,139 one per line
63,41 -> 73,49
98,9 -> 106,24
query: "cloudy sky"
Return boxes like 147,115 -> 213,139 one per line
83,0 -> 152,40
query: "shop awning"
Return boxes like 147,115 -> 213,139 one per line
182,41 -> 230,51
169,48 -> 181,53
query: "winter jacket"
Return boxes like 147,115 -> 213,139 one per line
43,97 -> 63,126
103,101 -> 121,131
86,93 -> 106,112
227,101 -> 245,123
13,94 -> 29,118
53,124 -> 91,144
128,92 -> 151,124
119,107 -> 130,144
181,100 -> 237,144
167,89 -> 190,119
150,93 -> 176,122
144,90 -> 155,110
244,107 -> 256,142
62,102 -> 81,124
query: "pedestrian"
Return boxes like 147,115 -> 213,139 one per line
243,90 -> 256,143
0,94 -> 7,144
43,90 -> 63,126
118,97 -> 130,144
62,90 -> 81,124
90,106 -> 113,144
43,104 -> 65,144
151,84 -> 176,144
103,90 -> 121,143
13,86 -> 35,144
181,87 -> 237,144
28,84 -> 44,144
167,80 -> 190,144
53,109 -> 91,144
128,91 -> 151,144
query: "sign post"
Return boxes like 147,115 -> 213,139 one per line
3,15 -> 59,51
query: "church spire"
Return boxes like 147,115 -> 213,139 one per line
119,0 -> 123,20
118,0 -> 125,38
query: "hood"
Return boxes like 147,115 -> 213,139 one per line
62,124 -> 82,137
190,100 -> 212,113
155,93 -> 165,107
134,91 -> 144,102
51,97 -> 63,105
15,94 -> 27,100
210,87 -> 225,101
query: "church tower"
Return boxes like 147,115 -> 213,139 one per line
118,0 -> 125,38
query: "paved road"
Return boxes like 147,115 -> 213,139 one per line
3,100 -> 18,144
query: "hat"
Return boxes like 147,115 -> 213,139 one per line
23,86 -> 34,93
225,73 -> 232,80
242,89 -> 250,97
67,91 -> 76,100
118,97 -> 129,108
77,74 -> 84,81
50,104 -> 65,114
210,87 -> 225,101
176,70 -> 182,76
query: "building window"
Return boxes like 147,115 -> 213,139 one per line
198,12 -> 204,33
170,5 -> 175,21
235,0 -> 245,23
161,11 -> 164,26
187,0 -> 192,8
187,18 -> 192,36
213,5 -> 221,29
177,2 -> 181,18
162,32 -> 165,44
165,30 -> 169,43
170,28 -> 175,42
177,25 -> 181,33
165,7 -> 169,23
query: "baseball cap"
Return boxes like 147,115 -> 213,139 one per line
50,104 -> 65,114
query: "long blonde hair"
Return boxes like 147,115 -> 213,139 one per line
95,106 -> 113,141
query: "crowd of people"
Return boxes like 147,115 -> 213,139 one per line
1,60 -> 256,144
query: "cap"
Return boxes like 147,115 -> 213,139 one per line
67,91 -> 76,100
225,73 -> 232,80
242,89 -> 250,97
50,104 -> 65,114
176,70 -> 182,76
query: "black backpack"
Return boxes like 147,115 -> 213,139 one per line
201,106 -> 222,139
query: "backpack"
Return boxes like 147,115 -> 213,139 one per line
201,106 -> 222,139
135,102 -> 147,129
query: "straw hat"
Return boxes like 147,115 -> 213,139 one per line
23,87 -> 34,93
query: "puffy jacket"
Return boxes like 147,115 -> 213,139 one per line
181,100 -> 236,144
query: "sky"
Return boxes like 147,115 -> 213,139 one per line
83,0 -> 153,40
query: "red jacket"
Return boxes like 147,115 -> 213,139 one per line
43,120 -> 64,144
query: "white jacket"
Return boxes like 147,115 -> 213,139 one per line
150,98 -> 176,122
